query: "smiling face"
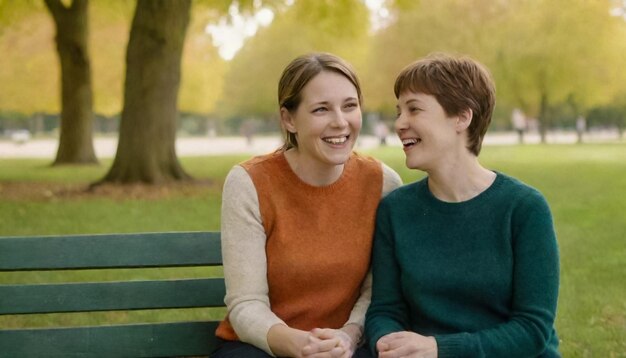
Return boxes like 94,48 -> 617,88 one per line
393,55 -> 496,156
395,91 -> 465,171
281,70 -> 362,169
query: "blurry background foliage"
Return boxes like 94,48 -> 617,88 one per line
0,0 -> 625,135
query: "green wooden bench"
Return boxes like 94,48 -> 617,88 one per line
0,231 -> 225,357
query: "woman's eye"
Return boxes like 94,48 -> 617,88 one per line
313,107 -> 327,113
343,103 -> 358,111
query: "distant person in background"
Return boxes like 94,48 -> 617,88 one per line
576,115 -> 586,144
511,107 -> 527,144
374,120 -> 390,146
365,54 -> 561,357
239,119 -> 258,146
213,52 -> 402,358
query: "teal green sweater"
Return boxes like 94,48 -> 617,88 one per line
365,173 -> 560,357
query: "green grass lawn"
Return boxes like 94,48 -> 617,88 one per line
1,143 -> 625,356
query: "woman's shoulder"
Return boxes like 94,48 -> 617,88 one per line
381,179 -> 424,205
496,172 -> 546,199
240,150 -> 284,171
381,164 -> 403,196
224,165 -> 255,194
349,151 -> 380,167
349,151 -> 396,175
494,172 -> 551,211
346,152 -> 384,180
350,152 -> 403,195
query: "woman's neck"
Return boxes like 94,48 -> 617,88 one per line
283,149 -> 345,186
426,154 -> 496,203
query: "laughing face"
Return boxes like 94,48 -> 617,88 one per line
281,70 -> 362,169
395,91 -> 461,171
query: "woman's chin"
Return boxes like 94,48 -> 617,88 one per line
323,151 -> 352,166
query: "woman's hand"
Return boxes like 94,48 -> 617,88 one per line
267,324 -> 310,357
376,331 -> 438,358
301,328 -> 355,358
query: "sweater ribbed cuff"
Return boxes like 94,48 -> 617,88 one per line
434,333 -> 475,358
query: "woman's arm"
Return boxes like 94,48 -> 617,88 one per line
221,166 -> 286,355
365,198 -> 410,354
433,192 -> 560,357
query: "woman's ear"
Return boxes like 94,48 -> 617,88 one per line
456,108 -> 473,132
280,107 -> 297,134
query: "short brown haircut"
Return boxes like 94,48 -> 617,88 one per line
394,54 -> 495,155
278,53 -> 362,149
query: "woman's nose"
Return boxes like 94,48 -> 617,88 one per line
395,113 -> 408,133
331,110 -> 349,128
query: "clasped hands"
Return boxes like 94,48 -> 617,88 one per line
297,329 -> 437,358
376,331 -> 438,358
299,327 -> 356,358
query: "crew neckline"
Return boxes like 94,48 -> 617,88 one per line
417,171 -> 504,213
278,151 -> 355,192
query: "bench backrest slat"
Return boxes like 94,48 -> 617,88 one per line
0,321 -> 220,358
0,231 -> 226,357
0,231 -> 222,270
0,278 -> 226,315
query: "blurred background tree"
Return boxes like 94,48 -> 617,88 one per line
98,0 -> 194,184
44,0 -> 97,165
491,0 -> 626,142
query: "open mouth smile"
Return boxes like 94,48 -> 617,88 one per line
402,138 -> 421,148
322,135 -> 349,145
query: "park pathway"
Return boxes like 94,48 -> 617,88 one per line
0,131 -> 621,159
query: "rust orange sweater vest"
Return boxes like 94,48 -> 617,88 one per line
216,151 -> 383,340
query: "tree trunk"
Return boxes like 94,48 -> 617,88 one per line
99,0 -> 191,184
44,0 -> 98,165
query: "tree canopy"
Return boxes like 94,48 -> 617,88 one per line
364,0 -> 626,128
217,0 -> 370,119
2,0 -> 626,127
